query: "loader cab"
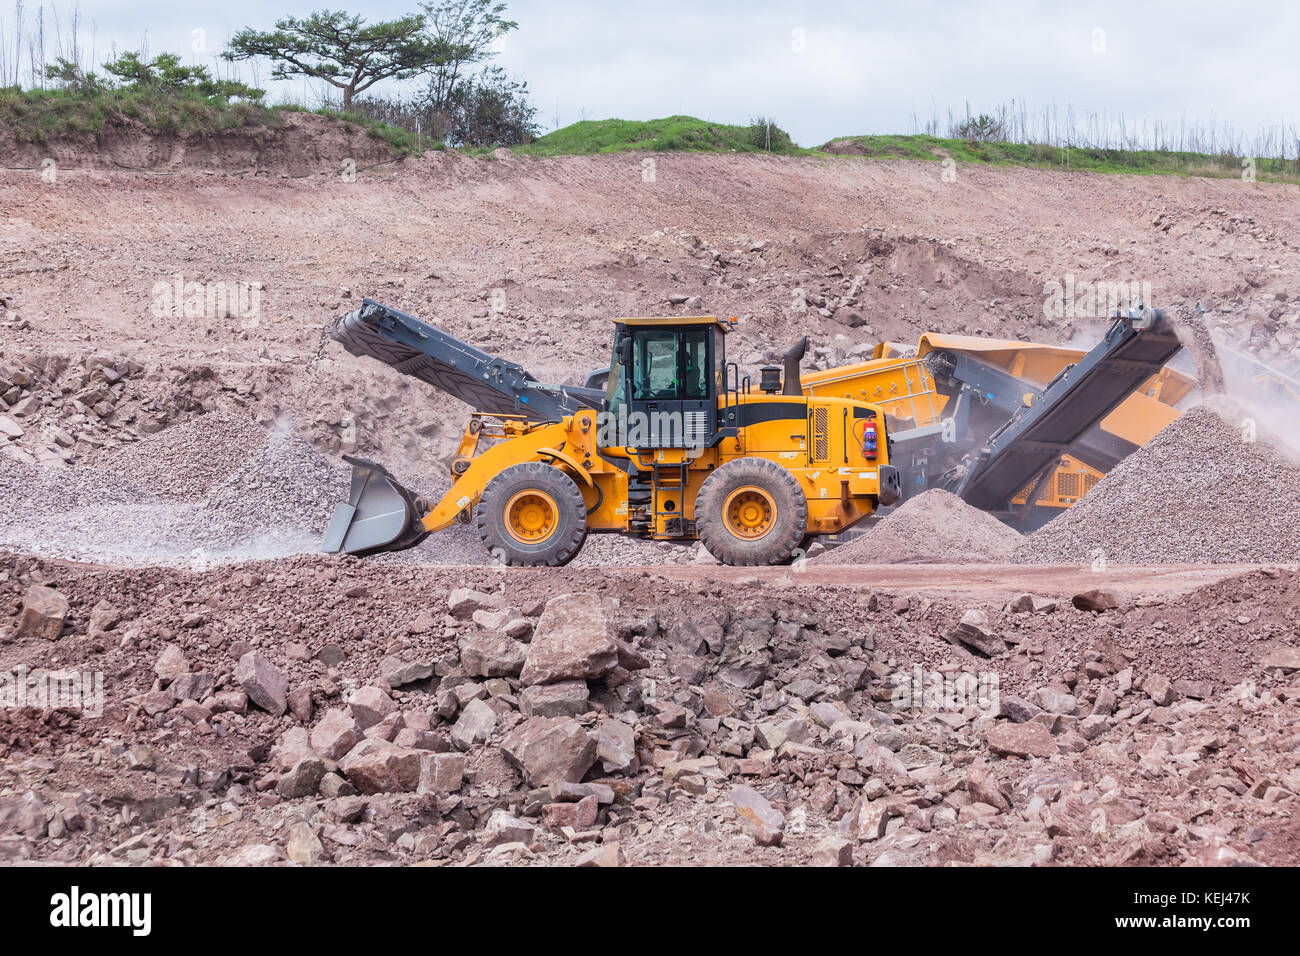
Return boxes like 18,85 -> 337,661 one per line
606,316 -> 732,449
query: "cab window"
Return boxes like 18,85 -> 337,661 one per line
631,327 -> 711,400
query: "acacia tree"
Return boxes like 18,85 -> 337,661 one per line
224,10 -> 442,110
420,0 -> 516,112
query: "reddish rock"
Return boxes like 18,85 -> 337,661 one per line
965,759 -> 1011,810
574,843 -> 624,867
985,721 -> 1057,758
16,586 -> 68,641
596,718 -> 636,773
1259,647 -> 1300,673
447,588 -> 504,619
500,716 -> 597,786
810,835 -> 854,866
519,593 -> 619,686
519,680 -> 590,718
541,794 -> 599,831
311,708 -> 361,761
458,630 -> 526,678
1141,672 -> 1176,706
153,645 -> 190,683
419,752 -> 466,792
1072,589 -> 1119,612
235,651 -> 288,716
450,698 -> 497,750
339,744 -> 422,794
348,685 -> 396,729
277,756 -> 325,798
731,785 -> 785,846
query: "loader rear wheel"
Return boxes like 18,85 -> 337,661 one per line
696,457 -> 808,566
477,462 -> 587,566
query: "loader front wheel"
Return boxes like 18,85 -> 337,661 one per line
696,457 -> 808,566
477,462 -> 587,566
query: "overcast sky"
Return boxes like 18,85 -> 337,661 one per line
5,0 -> 1296,150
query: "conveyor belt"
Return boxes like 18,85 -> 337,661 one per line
955,309 -> 1184,510
331,300 -> 604,422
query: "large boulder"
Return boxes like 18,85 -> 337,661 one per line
1072,589 -> 1119,612
15,586 -> 68,641
339,743 -> 422,794
277,756 -> 326,799
458,630 -> 527,678
450,698 -> 497,751
379,656 -> 434,687
985,721 -> 1057,758
447,588 -> 504,619
153,645 -> 190,683
519,681 -> 590,718
311,708 -> 361,761
501,717 -> 597,787
348,686 -> 396,729
731,786 -> 785,846
596,718 -> 636,773
235,651 -> 288,716
519,594 -> 619,686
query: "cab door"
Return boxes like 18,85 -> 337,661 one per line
628,325 -> 716,448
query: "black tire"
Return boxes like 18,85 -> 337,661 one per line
695,457 -> 808,566
477,462 -> 588,567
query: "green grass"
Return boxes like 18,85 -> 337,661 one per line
820,133 -> 1300,184
508,115 -> 810,157
6,93 -> 1293,183
498,116 -> 1299,184
0,86 -> 433,157
0,85 -> 288,143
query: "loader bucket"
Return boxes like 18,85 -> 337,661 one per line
321,456 -> 430,556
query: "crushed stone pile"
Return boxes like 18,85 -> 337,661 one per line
98,413 -> 269,499
0,414 -> 349,567
1014,395 -> 1300,564
818,488 -> 1023,564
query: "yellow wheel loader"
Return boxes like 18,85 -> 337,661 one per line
322,302 -> 902,566
321,300 -> 1187,563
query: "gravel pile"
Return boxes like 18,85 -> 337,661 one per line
1014,395 -> 1300,564
0,417 -> 349,567
99,413 -> 269,499
818,488 -> 1023,564
2,409 -> 694,569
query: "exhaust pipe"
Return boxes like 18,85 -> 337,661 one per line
321,457 -> 429,556
781,336 -> 808,396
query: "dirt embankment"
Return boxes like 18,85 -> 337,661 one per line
0,111 -> 398,175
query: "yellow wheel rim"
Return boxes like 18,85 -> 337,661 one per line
722,486 -> 776,540
505,490 -> 559,543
